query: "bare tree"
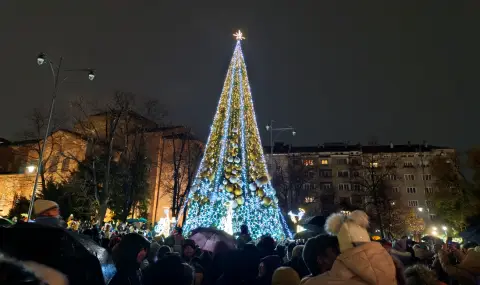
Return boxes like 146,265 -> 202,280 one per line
16,108 -> 65,190
158,129 -> 202,222
271,157 -> 313,213
67,91 -> 163,224
350,152 -> 400,238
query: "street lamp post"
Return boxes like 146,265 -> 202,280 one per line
265,120 -> 296,170
27,53 -> 95,221
266,120 -> 296,211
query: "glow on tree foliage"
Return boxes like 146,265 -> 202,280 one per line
182,31 -> 291,240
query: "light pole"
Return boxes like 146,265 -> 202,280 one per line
265,120 -> 296,170
27,53 -> 95,221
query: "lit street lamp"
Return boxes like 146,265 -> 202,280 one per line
27,53 -> 95,221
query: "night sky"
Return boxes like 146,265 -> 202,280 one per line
0,1 -> 478,151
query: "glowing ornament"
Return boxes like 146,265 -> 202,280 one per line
234,157 -> 241,164
249,183 -> 257,191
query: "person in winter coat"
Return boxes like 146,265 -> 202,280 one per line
109,233 -> 150,285
272,266 -> 301,285
391,238 -> 413,267
237,224 -> 252,249
256,255 -> 282,285
301,210 -> 399,285
302,234 -> 340,279
437,246 -> 480,285
33,199 -> 66,228
285,245 -> 310,278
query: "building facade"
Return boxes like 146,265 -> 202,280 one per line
267,142 -> 454,223
0,112 -> 202,224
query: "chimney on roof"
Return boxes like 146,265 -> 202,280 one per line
389,141 -> 394,149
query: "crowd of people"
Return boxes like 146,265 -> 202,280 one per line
1,199 -> 480,285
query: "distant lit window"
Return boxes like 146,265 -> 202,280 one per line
369,162 -> 379,168
61,158 -> 71,172
321,159 -> 328,165
304,196 -> 315,203
303,159 -> 314,166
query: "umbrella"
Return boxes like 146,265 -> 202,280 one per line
0,217 -> 13,227
189,227 -> 236,252
300,215 -> 326,234
0,222 -> 105,285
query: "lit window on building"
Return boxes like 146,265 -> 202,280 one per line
369,162 -> 379,168
304,196 -> 314,203
303,159 -> 314,166
321,159 -> 328,165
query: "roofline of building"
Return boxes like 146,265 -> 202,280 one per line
263,143 -> 453,155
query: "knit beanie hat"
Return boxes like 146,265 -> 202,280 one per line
272,266 -> 300,285
325,210 -> 370,253
33,200 -> 59,215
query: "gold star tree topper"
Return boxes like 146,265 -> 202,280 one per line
233,30 -> 245,41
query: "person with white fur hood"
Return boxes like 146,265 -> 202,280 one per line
301,210 -> 400,285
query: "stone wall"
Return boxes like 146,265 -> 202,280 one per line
0,173 -> 35,216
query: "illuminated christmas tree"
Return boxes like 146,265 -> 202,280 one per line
182,31 -> 291,240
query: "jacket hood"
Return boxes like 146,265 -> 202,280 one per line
336,242 -> 397,284
301,242 -> 397,285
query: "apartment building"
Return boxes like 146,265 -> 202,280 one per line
266,142 -> 454,222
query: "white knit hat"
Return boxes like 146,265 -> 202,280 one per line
325,210 -> 371,253
34,199 -> 59,215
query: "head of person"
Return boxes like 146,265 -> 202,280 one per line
257,235 -> 276,255
291,245 -> 304,260
113,233 -> 150,271
258,255 -> 282,278
33,199 -> 60,217
272,266 -> 300,285
404,264 -> 439,285
303,234 -> 340,276
143,253 -> 188,285
175,227 -> 183,235
240,224 -> 249,235
325,210 -> 371,253
157,245 -> 172,261
182,239 -> 196,260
